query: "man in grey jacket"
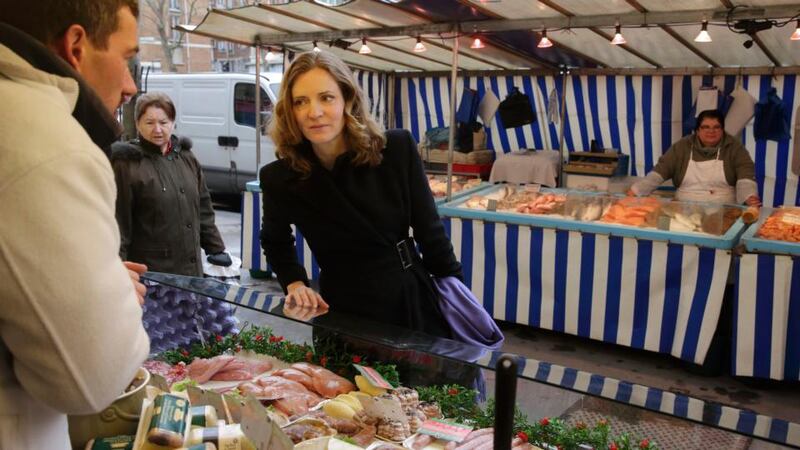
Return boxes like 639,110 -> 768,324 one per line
0,1 -> 150,448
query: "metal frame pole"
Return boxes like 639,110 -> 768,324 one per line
446,35 -> 459,201
255,41 -> 262,182
556,68 -> 569,187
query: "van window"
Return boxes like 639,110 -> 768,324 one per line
233,82 -> 272,127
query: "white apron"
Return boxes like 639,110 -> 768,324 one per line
676,148 -> 736,203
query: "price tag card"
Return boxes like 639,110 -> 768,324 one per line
418,418 -> 473,442
781,213 -> 800,225
523,184 -> 541,193
224,393 -> 245,423
486,199 -> 498,212
240,395 -> 274,450
187,386 -> 232,424
363,395 -> 407,424
150,373 -> 170,392
353,364 -> 394,389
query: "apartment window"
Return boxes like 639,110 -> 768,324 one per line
169,0 -> 180,11
170,14 -> 180,41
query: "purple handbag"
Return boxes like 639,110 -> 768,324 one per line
434,276 -> 505,350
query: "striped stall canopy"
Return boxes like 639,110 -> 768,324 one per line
353,69 -> 389,128
734,253 -> 800,381
443,217 -> 732,364
472,353 -> 800,448
242,191 -> 320,278
394,74 -> 800,207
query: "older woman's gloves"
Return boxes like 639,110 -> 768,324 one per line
207,252 -> 233,267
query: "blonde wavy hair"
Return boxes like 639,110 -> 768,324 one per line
269,51 -> 386,177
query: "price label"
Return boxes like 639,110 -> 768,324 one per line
240,395 -> 274,450
418,418 -> 473,442
486,199 -> 498,212
353,364 -> 394,389
781,213 -> 800,225
524,184 -> 541,193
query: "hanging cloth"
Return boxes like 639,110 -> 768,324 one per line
696,86 -> 719,116
724,85 -> 756,136
754,87 -> 791,141
547,88 -> 559,124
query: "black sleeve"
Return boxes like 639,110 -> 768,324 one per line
259,166 -> 310,292
398,130 -> 464,280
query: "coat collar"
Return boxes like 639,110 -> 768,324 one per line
289,142 -> 392,247
137,135 -> 182,157
0,23 -> 122,156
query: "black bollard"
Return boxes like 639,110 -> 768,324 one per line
494,354 -> 518,450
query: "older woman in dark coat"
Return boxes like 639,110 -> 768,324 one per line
111,92 -> 230,276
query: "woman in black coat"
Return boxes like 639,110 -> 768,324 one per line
260,51 -> 462,337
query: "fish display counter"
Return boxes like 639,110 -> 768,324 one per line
129,272 -> 800,450
733,207 -> 800,381
437,184 -> 746,365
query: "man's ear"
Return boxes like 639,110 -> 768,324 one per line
51,24 -> 89,72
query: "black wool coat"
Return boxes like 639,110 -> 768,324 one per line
259,129 -> 463,336
111,136 -> 226,276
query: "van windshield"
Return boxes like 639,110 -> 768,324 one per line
233,83 -> 272,127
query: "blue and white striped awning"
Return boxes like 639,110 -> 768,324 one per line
444,217 -> 731,365
395,73 -> 800,208
734,253 -> 800,381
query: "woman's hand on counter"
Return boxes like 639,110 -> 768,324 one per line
744,195 -> 762,207
123,261 -> 148,306
286,281 -> 329,309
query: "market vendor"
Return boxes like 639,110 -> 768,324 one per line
629,109 -> 761,206
260,50 -> 463,337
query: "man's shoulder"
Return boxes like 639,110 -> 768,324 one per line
0,89 -> 108,190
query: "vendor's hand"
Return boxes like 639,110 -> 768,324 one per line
745,195 -> 762,207
123,261 -> 147,306
286,282 -> 329,309
207,252 -> 232,267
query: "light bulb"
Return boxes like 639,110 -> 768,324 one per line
358,38 -> 372,54
610,24 -> 626,45
313,40 -> 320,52
413,36 -> 426,52
537,29 -> 553,48
792,20 -> 800,41
694,21 -> 712,43
470,36 -> 485,49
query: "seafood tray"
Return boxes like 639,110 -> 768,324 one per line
741,207 -> 800,256
427,175 -> 487,205
438,184 -> 747,249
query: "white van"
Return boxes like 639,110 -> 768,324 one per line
141,72 -> 282,194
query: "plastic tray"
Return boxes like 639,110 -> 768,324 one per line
740,212 -> 800,256
438,184 -> 746,250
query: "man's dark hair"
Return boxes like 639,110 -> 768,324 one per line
695,109 -> 725,132
0,0 -> 139,50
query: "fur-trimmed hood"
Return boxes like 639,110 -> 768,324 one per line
111,135 -> 193,161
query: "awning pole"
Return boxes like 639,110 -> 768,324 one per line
255,41 -> 262,182
446,34 -> 459,201
556,68 -> 569,187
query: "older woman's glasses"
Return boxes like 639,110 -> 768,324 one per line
699,125 -> 722,131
